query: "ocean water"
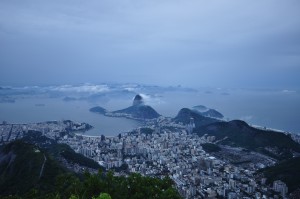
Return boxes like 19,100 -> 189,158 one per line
148,89 -> 300,134
0,98 -> 140,136
0,88 -> 299,135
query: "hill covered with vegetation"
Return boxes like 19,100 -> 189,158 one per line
174,108 -> 218,127
21,131 -> 102,170
89,106 -> 107,114
258,157 -> 300,193
194,120 -> 300,160
113,105 -> 160,119
192,105 -> 224,119
201,143 -> 221,153
0,141 -> 67,196
0,138 -> 181,199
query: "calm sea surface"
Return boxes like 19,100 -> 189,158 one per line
0,89 -> 299,135
0,98 -> 140,136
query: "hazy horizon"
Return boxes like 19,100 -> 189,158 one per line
1,83 -> 300,134
1,0 -> 300,133
0,0 -> 300,89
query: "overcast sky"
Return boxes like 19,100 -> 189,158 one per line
0,0 -> 300,88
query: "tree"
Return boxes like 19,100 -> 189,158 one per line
69,195 -> 79,199
92,193 -> 112,199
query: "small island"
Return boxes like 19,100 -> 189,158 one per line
90,94 -> 160,120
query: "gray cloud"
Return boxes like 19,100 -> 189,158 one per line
0,0 -> 300,88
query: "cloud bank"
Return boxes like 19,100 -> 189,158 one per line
0,0 -> 299,88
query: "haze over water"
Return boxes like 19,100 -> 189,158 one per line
0,85 -> 299,136
0,97 -> 139,136
1,1 -> 299,136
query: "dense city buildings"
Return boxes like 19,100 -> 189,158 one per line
0,118 -> 297,199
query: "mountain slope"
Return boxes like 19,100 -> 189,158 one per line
259,157 -> 300,193
192,105 -> 224,119
21,130 -> 102,170
194,120 -> 300,159
200,109 -> 224,119
0,140 -> 182,199
113,104 -> 160,119
0,141 -> 67,195
174,108 -> 218,127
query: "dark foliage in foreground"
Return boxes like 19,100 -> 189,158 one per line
0,171 -> 181,199
0,141 -> 181,199
0,141 -> 66,196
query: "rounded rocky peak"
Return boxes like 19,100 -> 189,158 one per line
133,94 -> 144,106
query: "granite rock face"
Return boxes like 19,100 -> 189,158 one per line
132,94 -> 144,106
113,94 -> 160,119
